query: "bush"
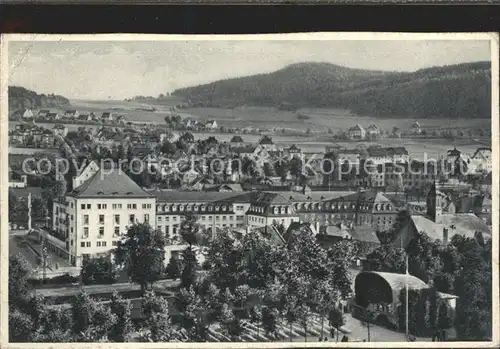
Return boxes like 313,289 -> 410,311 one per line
81,257 -> 118,285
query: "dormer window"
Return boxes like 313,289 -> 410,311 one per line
222,205 -> 227,211
215,206 -> 220,212
165,205 -> 170,212
274,207 -> 279,214
208,206 -> 213,212
172,205 -> 177,212
186,205 -> 192,211
179,205 -> 185,212
281,207 -> 285,214
201,205 -> 206,212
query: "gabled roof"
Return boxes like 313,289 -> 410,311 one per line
230,135 -> 244,143
70,168 -> 152,198
258,135 -> 274,145
348,124 -> 364,131
232,146 -> 257,154
471,147 -> 492,159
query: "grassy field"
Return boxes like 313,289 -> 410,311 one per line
68,100 -> 491,134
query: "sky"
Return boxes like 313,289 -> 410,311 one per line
8,39 -> 491,100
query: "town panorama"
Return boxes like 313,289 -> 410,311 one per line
5,37 -> 495,344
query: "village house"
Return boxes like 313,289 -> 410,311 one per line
47,112 -> 61,120
52,124 -> 68,137
183,118 -> 198,130
469,147 -> 492,173
78,114 -> 94,122
411,121 -> 422,135
101,112 -> 114,123
229,135 -> 245,148
348,124 -> 366,140
204,120 -> 218,130
115,115 -> 127,124
21,109 -> 34,119
366,124 -> 381,139
258,135 -> 277,151
37,109 -> 50,118
64,110 -> 79,118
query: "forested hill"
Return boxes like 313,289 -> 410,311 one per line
172,61 -> 491,119
8,86 -> 70,113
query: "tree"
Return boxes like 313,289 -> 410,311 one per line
142,291 -> 176,341
180,213 -> 201,248
261,306 -> 279,338
108,292 -> 133,342
114,223 -> 166,293
180,247 -> 199,289
328,308 -> 345,342
9,254 -> 33,309
219,303 -> 243,341
436,302 -> 452,341
175,287 -> 207,341
81,257 -> 118,285
165,256 -> 181,280
70,291 -> 117,342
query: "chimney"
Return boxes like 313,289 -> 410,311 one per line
443,227 -> 449,245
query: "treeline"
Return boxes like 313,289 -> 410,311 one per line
172,61 -> 491,119
8,86 -> 70,113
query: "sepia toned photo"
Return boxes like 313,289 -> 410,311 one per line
1,33 -> 498,347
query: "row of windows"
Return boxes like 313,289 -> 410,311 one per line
294,202 -> 393,212
81,225 -> 129,239
156,215 -> 245,222
249,216 -> 265,224
83,214 -> 150,225
157,203 -> 232,213
80,240 -> 118,248
80,203 -> 153,210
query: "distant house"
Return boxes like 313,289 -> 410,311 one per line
184,118 -> 198,129
348,124 -> 366,140
37,109 -> 50,118
77,114 -> 93,122
366,124 -> 381,139
64,110 -> 79,118
286,144 -> 302,155
229,135 -> 245,147
101,112 -> 114,122
204,120 -> 218,129
115,115 -> 127,124
411,121 -> 422,135
41,129 -> 55,147
47,112 -> 61,120
470,147 -> 492,173
20,109 -> 34,119
258,135 -> 277,151
52,124 -> 68,137
232,146 -> 258,158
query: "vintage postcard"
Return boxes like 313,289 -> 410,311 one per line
1,33 -> 498,348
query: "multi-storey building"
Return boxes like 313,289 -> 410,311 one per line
53,166 -> 156,267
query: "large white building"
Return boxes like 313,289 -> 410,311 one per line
53,166 -> 156,267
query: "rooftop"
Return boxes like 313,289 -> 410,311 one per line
70,168 -> 153,198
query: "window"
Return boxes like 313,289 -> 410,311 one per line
158,216 -> 162,221
142,204 -> 146,209
165,226 -> 169,235
98,227 -> 104,238
83,215 -> 89,225
112,241 -> 118,246
98,214 -> 104,224
229,216 -> 234,220
133,204 -> 137,209
114,226 -> 120,236
81,204 -> 85,209
222,216 -> 227,221
86,241 -> 91,247
166,217 -> 170,222
98,204 -> 101,209
144,214 -> 150,223
71,203 -> 74,208
102,241 -> 107,247
87,204 -> 91,209
201,216 -> 206,221
216,216 -> 220,221
97,241 -> 101,247
114,215 -> 120,224
129,214 -> 135,223
237,215 -> 244,220
236,205 -> 244,211
81,242 -> 85,247
172,216 -> 177,222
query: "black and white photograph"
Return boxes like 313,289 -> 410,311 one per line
1,33 -> 498,346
